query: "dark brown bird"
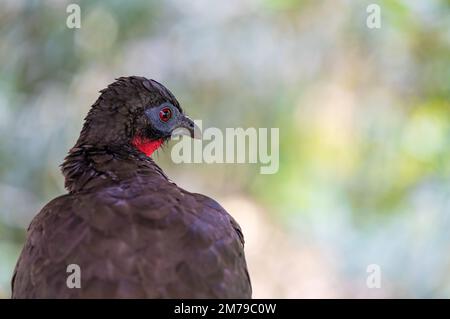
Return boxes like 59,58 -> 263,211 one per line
11,76 -> 251,298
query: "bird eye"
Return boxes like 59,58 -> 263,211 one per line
159,107 -> 172,122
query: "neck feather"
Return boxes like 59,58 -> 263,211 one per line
61,144 -> 168,193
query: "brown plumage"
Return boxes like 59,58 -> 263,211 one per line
11,76 -> 251,298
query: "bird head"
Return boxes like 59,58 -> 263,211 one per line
77,76 -> 199,156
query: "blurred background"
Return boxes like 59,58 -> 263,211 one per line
0,0 -> 449,298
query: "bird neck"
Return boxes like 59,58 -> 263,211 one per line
61,144 -> 169,193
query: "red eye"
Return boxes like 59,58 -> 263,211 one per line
159,107 -> 172,122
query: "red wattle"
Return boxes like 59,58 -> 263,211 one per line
131,136 -> 163,157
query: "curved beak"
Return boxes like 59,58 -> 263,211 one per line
172,115 -> 201,139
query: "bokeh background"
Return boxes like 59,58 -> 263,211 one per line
0,0 -> 449,298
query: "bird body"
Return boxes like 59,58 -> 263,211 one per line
12,77 -> 251,298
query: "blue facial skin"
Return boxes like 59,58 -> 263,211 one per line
145,103 -> 196,139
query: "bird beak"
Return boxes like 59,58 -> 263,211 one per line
172,115 -> 202,139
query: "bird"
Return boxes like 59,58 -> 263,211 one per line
11,76 -> 251,298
